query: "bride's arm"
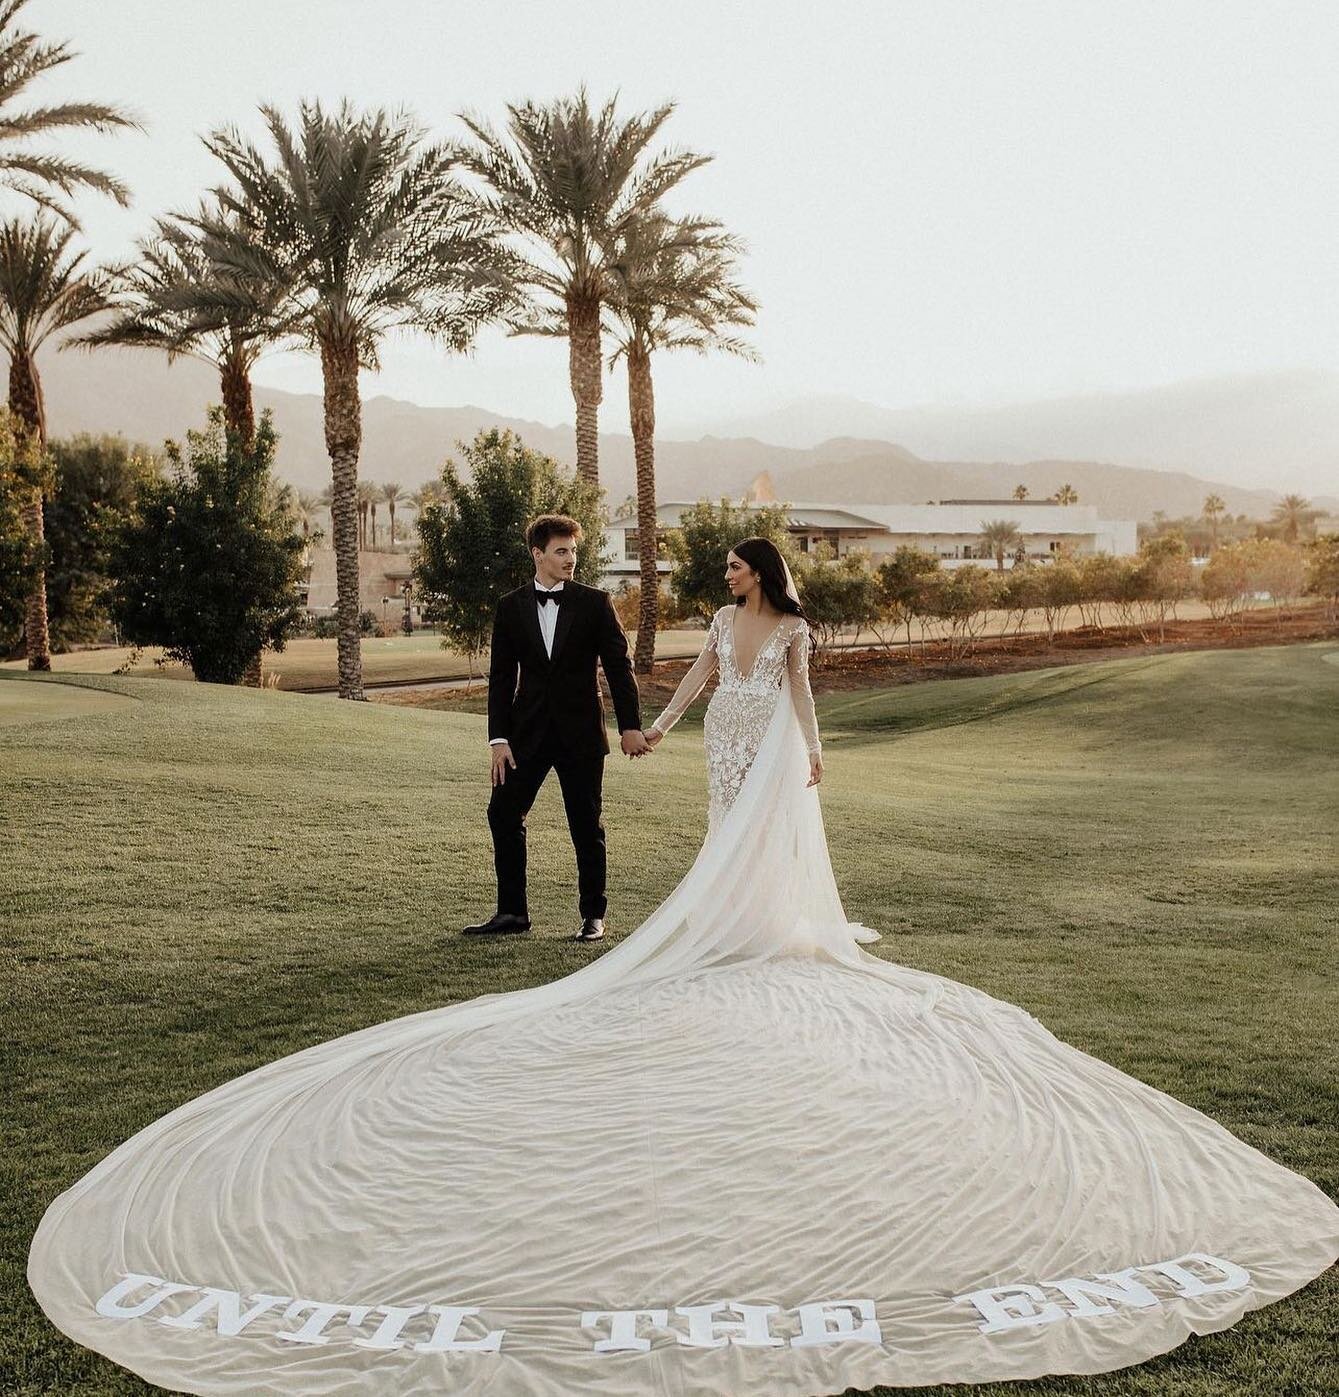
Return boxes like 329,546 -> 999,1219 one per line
787,622 -> 823,759
648,611 -> 720,738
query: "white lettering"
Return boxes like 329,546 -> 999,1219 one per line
1041,1268 -> 1161,1318
952,1284 -> 1067,1335
791,1299 -> 882,1348
158,1288 -> 291,1335
581,1309 -> 670,1353
413,1305 -> 503,1354
276,1300 -> 370,1346
353,1304 -> 428,1352
1143,1252 -> 1252,1299
95,1274 -> 197,1320
674,1300 -> 784,1348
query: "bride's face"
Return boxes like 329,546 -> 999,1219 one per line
725,551 -> 758,601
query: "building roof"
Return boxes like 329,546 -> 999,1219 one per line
606,499 -> 1118,536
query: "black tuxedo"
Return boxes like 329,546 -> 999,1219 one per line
485,581 -> 641,919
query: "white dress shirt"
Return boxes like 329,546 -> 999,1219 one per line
490,578 -> 565,747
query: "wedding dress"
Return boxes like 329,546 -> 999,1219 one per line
26,602 -> 1339,1396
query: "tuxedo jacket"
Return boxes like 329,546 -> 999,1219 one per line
487,581 -> 642,760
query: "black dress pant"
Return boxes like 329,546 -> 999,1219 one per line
487,726 -> 607,920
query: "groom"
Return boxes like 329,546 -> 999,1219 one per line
464,514 -> 650,943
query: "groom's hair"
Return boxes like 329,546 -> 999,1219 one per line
527,514 -> 584,552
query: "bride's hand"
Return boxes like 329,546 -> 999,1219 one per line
806,753 -> 823,787
645,729 -> 663,749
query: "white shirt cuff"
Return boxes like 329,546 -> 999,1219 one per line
488,738 -> 509,746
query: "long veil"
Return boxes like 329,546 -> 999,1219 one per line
26,591 -> 1339,1397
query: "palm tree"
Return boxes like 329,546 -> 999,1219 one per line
1270,493 -> 1320,544
1202,493 -> 1226,551
605,212 -> 757,673
1012,483 -> 1029,500
0,217 -> 113,669
978,519 -> 1023,572
0,0 -> 139,228
380,480 -> 408,544
80,202 -> 290,448
295,490 -> 321,539
1054,483 -> 1079,505
356,479 -> 377,550
457,87 -> 709,486
194,100 -> 516,699
410,480 -> 446,515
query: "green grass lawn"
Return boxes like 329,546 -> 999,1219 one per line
3,643 -> 1336,1396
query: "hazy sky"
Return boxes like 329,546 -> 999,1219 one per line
30,0 -> 1339,434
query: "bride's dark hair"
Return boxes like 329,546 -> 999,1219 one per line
730,537 -> 809,620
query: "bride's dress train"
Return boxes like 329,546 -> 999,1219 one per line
26,610 -> 1339,1396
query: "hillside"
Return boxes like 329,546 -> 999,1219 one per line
37,347 -> 1331,522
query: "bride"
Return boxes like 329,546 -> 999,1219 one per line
26,538 -> 1339,1396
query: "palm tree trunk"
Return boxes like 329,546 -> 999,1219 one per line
221,349 -> 262,683
219,351 -> 256,450
320,337 -> 365,700
9,352 -> 51,671
567,295 -> 603,485
628,345 -> 659,675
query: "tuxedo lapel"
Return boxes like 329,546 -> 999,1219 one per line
518,588 -> 547,663
549,585 -> 579,661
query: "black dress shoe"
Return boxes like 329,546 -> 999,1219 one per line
462,913 -> 532,936
574,918 -> 605,942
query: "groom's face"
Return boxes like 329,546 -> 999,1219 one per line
533,535 -> 578,587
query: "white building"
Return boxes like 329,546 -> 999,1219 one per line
602,499 -> 1137,584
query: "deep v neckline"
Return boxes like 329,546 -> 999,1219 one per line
728,607 -> 788,683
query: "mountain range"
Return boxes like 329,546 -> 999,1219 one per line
37,348 -> 1337,523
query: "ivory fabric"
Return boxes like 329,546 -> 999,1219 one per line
26,657 -> 1339,1395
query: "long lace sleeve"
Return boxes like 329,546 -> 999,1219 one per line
787,622 -> 822,757
650,611 -> 720,736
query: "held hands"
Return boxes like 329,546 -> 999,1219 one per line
621,729 -> 654,759
807,753 -> 823,788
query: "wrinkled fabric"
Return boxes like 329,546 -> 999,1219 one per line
27,674 -> 1339,1395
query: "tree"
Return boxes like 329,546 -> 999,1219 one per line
36,432 -> 158,649
105,410 -> 307,684
874,546 -> 940,654
1202,493 -> 1226,552
1133,531 -> 1196,642
294,490 -> 320,539
381,480 -> 408,545
604,210 -> 757,672
917,565 -> 997,659
457,87 -> 709,485
1075,552 -> 1123,630
0,408 -> 36,647
0,217 -> 115,669
978,518 -> 1023,571
1305,534 -> 1339,623
1270,493 -> 1321,544
193,99 -> 517,700
665,498 -> 796,621
1053,483 -> 1079,505
1038,557 -> 1082,640
413,429 -> 606,675
1012,484 -> 1029,500
0,0 -> 138,228
1248,538 -> 1306,622
794,547 -> 881,658
81,202 -> 291,449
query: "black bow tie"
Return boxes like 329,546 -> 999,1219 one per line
535,589 -> 564,606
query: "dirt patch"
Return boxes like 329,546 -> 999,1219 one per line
377,604 -> 1338,713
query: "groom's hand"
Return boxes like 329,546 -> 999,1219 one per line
490,742 -> 516,785
620,729 -> 651,758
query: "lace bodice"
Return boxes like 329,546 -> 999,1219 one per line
650,606 -> 822,756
